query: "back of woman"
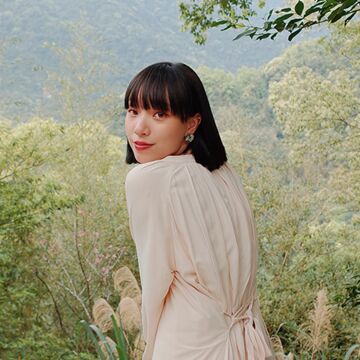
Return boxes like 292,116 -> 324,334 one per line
124,61 -> 274,359
126,155 -> 273,359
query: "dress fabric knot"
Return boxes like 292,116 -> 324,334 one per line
223,302 -> 273,359
224,307 -> 252,331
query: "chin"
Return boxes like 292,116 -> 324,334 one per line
134,153 -> 161,164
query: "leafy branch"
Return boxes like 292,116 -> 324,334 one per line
179,0 -> 360,42
235,0 -> 360,41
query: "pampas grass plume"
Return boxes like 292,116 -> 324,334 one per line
271,335 -> 294,360
113,266 -> 141,306
99,336 -> 118,360
116,296 -> 141,334
93,298 -> 118,333
131,332 -> 146,360
299,287 -> 333,358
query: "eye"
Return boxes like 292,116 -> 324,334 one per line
127,108 -> 138,115
153,111 -> 168,120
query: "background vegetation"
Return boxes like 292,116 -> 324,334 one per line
0,1 -> 359,359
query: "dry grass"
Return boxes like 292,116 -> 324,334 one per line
92,265 -> 144,358
131,332 -> 146,360
298,288 -> 333,359
113,266 -> 141,307
93,298 -> 118,333
271,334 -> 294,360
116,296 -> 141,334
99,336 -> 118,360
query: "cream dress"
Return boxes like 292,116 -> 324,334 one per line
125,154 -> 274,360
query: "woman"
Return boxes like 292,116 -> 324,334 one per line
124,62 -> 274,359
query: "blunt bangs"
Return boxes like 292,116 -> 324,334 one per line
124,62 -> 197,122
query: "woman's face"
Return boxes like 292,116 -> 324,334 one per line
125,104 -> 193,163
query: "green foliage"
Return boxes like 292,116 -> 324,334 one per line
179,0 -> 360,42
81,315 -> 130,360
0,120 -> 89,359
110,315 -> 129,360
196,65 -> 271,132
344,345 -> 360,360
1,326 -> 96,360
259,23 -> 359,358
0,0 -> 300,127
42,14 -> 121,126
86,314 -> 130,360
262,38 -> 341,82
81,320 -> 115,360
0,118 -> 134,358
215,23 -> 360,357
179,0 -> 256,45
1,12 -> 360,359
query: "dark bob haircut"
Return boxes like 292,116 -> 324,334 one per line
124,62 -> 227,171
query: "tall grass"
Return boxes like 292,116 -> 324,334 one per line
81,266 -> 144,359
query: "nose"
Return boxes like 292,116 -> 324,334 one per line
134,110 -> 150,136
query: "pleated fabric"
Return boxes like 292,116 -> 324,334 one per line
125,154 -> 274,360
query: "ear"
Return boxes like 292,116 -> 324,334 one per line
186,113 -> 202,134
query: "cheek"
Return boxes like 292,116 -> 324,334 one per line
124,116 -> 132,136
164,122 -> 187,141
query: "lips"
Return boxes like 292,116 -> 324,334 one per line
134,140 -> 153,150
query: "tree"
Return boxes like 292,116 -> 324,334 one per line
0,118 -> 133,358
0,120 -> 87,359
213,24 -> 360,355
42,14 -> 121,126
179,0 -> 360,42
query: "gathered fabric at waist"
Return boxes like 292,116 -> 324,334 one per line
151,271 -> 273,360
223,301 -> 273,359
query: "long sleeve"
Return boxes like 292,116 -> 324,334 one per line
125,163 -> 176,360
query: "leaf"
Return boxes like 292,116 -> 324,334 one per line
89,324 -> 116,360
319,0 -> 337,18
344,344 -> 360,360
234,23 -> 246,29
331,10 -> 347,22
340,0 -> 358,9
327,5 -> 342,20
288,28 -> 302,41
322,0 -> 337,9
344,11 -> 356,24
270,32 -> 278,39
276,13 -> 295,22
80,320 -> 107,360
304,5 -> 323,16
303,20 -> 318,27
257,33 -> 272,39
274,21 -> 286,32
233,28 -> 256,40
258,0 -> 266,9
278,7 -> 293,13
264,21 -> 273,30
249,32 -> 257,39
111,314 -> 128,360
267,8 -> 274,20
295,0 -> 305,15
328,7 -> 347,22
221,24 -> 233,31
286,17 -> 303,30
211,20 -> 228,27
